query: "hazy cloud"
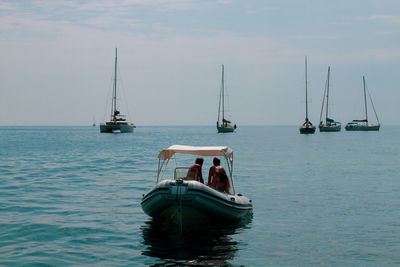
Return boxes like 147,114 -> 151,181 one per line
367,14 -> 400,24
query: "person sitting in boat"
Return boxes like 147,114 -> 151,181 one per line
186,158 -> 204,183
214,167 -> 231,194
207,157 -> 220,187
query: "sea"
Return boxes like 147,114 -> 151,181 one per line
0,125 -> 399,266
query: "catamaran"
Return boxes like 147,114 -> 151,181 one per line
299,57 -> 316,134
217,65 -> 236,133
345,76 -> 380,131
141,145 -> 253,225
100,48 -> 135,133
319,67 -> 341,132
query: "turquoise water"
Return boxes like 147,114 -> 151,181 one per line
1,126 -> 400,266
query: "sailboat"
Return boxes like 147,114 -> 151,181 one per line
319,67 -> 341,132
100,48 -> 135,133
299,57 -> 316,134
345,76 -> 380,131
217,64 -> 236,133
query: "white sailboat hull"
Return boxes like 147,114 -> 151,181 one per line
319,124 -> 341,132
141,179 -> 253,224
345,123 -> 380,131
100,122 -> 134,133
217,125 -> 235,133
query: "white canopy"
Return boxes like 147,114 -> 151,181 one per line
158,145 -> 233,160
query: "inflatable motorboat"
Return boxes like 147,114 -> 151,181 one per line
141,145 -> 253,225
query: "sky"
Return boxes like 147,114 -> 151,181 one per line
0,0 -> 399,126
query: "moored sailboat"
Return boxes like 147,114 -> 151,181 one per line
319,67 -> 341,132
299,57 -> 316,134
100,48 -> 135,133
345,76 -> 380,131
217,65 -> 236,133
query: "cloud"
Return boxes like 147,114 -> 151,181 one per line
367,15 -> 400,24
30,0 -> 198,13
288,34 -> 341,41
0,1 -> 19,11
0,0 -> 203,38
216,0 -> 234,4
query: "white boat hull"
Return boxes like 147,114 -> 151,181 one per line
345,124 -> 380,131
141,179 -> 253,224
319,124 -> 341,132
100,122 -> 134,133
217,125 -> 235,133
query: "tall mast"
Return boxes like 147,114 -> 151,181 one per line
305,56 -> 308,120
222,64 -> 225,122
111,48 -> 118,120
217,65 -> 222,124
363,75 -> 368,124
319,67 -> 328,124
325,66 -> 330,122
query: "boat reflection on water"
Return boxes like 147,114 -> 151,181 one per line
141,217 -> 252,266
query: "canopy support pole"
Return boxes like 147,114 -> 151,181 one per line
225,153 -> 235,195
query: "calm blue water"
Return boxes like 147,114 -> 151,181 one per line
1,126 -> 400,266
